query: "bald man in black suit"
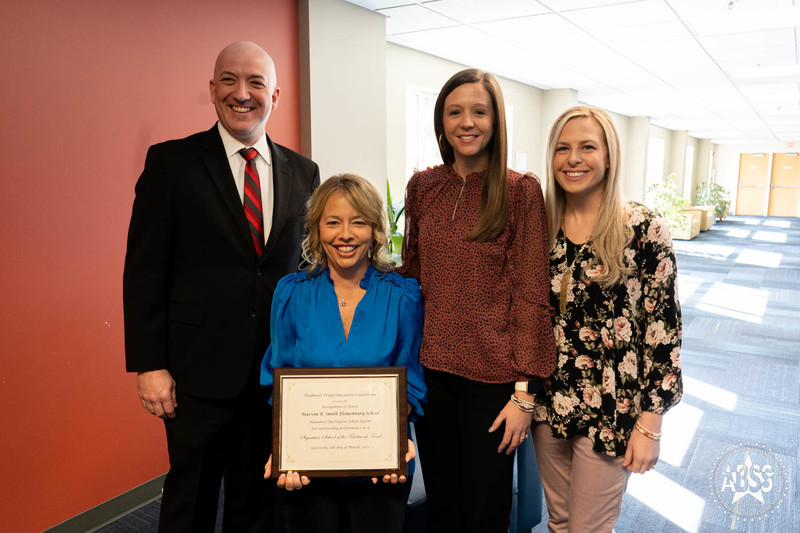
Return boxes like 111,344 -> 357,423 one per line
124,41 -> 319,532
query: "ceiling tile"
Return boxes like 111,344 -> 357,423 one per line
592,20 -> 692,46
687,4 -> 800,37
424,0 -> 550,23
381,4 -> 459,34
474,12 -> 577,41
561,0 -> 676,30
540,0 -> 639,12
346,0 -> 423,10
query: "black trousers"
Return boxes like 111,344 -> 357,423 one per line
414,368 -> 516,533
281,478 -> 411,533
159,384 -> 273,533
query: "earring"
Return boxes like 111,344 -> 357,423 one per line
438,133 -> 446,151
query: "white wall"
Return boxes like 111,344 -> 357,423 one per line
649,124 -> 674,183
501,74 -> 546,177
301,0 -> 387,190
713,145 -> 746,207
386,44 -> 462,197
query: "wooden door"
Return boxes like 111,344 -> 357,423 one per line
736,153 -> 770,215
768,153 -> 800,217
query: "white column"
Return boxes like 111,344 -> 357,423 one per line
669,130 -> 689,193
622,116 -> 650,203
299,0 -> 387,190
693,138 -> 714,201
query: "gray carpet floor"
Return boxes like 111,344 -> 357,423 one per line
101,215 -> 799,533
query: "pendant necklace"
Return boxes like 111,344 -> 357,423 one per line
559,243 -> 576,315
559,224 -> 589,314
337,283 -> 361,307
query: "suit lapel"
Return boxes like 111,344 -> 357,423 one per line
199,127 -> 255,254
262,136 -> 293,263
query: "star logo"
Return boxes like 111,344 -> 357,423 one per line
709,443 -> 788,527
723,450 -> 773,504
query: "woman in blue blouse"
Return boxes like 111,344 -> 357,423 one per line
261,173 -> 426,533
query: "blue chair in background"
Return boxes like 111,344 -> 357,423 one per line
510,435 -> 544,533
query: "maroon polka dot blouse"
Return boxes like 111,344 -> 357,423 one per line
398,164 -> 556,383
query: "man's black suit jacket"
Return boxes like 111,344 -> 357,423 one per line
123,125 -> 320,398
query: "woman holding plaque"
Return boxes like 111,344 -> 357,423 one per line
261,173 -> 426,533
532,106 -> 682,532
397,68 -> 557,531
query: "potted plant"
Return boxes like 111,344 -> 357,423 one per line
646,173 -> 691,236
386,181 -> 405,258
695,182 -> 731,222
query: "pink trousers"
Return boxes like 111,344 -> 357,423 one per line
532,422 -> 631,533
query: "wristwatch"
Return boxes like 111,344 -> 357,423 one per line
514,381 -> 541,395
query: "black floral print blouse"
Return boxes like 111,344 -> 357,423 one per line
533,202 -> 683,457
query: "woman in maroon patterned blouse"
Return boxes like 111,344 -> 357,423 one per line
532,106 -> 682,532
398,68 -> 556,532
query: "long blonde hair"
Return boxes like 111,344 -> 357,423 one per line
434,69 -> 509,242
302,174 -> 395,274
545,106 -> 632,287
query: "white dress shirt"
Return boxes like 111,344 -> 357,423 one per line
217,122 -> 274,243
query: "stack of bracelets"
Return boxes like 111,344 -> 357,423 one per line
633,421 -> 662,440
510,393 -> 536,414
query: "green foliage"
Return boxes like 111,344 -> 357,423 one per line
695,181 -> 731,221
386,180 -> 405,255
646,173 -> 689,235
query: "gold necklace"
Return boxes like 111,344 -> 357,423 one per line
559,259 -> 577,315
559,214 -> 593,313
559,233 -> 587,315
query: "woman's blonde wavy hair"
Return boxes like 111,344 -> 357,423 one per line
302,173 -> 395,275
545,106 -> 632,287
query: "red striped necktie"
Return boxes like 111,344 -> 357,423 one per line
239,147 -> 264,255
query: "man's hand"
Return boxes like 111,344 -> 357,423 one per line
137,369 -> 177,419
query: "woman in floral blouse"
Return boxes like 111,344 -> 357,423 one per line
532,106 -> 683,532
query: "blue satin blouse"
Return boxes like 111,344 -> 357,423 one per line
260,265 -> 426,420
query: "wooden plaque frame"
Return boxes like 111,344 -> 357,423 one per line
271,366 -> 408,478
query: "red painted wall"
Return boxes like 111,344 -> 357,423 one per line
0,1 -> 301,530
